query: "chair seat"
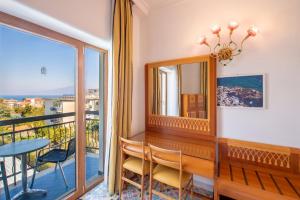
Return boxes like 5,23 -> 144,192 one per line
38,149 -> 67,163
153,164 -> 192,188
123,156 -> 150,175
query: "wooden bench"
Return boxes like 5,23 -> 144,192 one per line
215,138 -> 300,200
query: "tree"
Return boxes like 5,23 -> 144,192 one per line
0,104 -> 11,119
22,104 -> 33,117
14,104 -> 34,117
14,107 -> 22,114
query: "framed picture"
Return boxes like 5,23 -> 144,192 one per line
217,74 -> 265,108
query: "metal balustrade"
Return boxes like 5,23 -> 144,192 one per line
0,111 -> 100,186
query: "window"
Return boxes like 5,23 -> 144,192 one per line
160,71 -> 168,115
0,12 -> 108,199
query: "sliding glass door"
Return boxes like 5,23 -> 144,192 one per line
0,24 -> 77,200
0,12 -> 108,199
84,47 -> 106,186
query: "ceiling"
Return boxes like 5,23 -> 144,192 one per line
144,0 -> 184,9
132,0 -> 186,15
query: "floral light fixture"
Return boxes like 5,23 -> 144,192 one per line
198,21 -> 258,66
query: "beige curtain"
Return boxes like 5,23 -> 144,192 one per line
152,68 -> 161,115
200,62 -> 208,118
108,0 -> 133,194
177,65 -> 182,116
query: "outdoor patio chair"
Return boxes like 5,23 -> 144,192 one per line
0,160 -> 11,200
30,138 -> 76,188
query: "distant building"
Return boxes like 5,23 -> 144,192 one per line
16,101 -> 26,108
87,89 -> 99,97
44,91 -> 99,124
86,98 -> 99,111
44,96 -> 75,124
23,98 -> 44,108
44,99 -> 61,124
59,96 -> 75,123
3,99 -> 18,109
86,89 -> 99,119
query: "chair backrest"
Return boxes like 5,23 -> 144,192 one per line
119,137 -> 145,160
149,144 -> 182,171
66,138 -> 76,158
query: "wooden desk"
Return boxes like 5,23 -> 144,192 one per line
126,144 -> 215,179
132,131 -> 215,160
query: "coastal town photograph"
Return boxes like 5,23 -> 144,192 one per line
217,75 -> 264,108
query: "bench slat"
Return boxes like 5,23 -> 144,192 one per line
232,166 -> 247,185
273,175 -> 299,198
288,177 -> 300,198
257,172 -> 280,194
244,169 -> 262,189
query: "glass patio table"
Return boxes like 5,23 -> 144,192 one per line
0,139 -> 50,200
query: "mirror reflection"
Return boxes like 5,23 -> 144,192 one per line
149,62 -> 208,119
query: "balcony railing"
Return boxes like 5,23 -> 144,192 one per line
0,111 -> 100,186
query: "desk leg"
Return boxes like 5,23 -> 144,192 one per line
12,154 -> 47,200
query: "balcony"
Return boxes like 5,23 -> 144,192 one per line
0,112 -> 103,200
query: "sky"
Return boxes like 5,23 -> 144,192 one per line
0,25 -> 100,96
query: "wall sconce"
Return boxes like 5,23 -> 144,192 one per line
198,21 -> 258,66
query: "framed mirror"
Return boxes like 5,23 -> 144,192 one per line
145,55 -> 216,138
149,62 -> 208,119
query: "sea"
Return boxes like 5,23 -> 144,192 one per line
217,75 -> 263,92
0,95 -> 65,101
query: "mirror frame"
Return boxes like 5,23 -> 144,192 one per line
145,55 -> 217,140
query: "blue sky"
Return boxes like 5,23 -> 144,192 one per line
0,25 -> 100,95
85,48 -> 100,90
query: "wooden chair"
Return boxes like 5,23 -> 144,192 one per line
149,144 -> 193,200
0,160 -> 11,200
119,137 -> 150,200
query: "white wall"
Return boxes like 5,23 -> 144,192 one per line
18,0 -> 112,40
133,0 -> 300,148
131,6 -> 147,136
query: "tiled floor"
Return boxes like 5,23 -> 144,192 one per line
0,154 -> 101,200
80,177 -> 213,200
80,183 -> 118,200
